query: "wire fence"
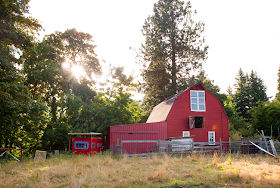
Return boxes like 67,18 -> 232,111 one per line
110,138 -> 279,157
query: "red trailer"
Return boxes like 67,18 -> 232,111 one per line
68,133 -> 105,155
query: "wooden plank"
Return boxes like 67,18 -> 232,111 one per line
194,146 -> 220,149
68,132 -> 102,136
261,130 -> 269,151
110,131 -> 158,134
269,140 -> 277,157
249,140 -> 276,157
122,140 -> 159,143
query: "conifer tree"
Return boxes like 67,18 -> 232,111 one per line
233,68 -> 268,119
140,0 -> 208,118
276,66 -> 280,102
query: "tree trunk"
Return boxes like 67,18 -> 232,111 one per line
171,37 -> 176,94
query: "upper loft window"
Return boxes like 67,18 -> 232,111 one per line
190,90 -> 205,111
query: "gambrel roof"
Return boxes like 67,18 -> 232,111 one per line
146,82 -> 205,123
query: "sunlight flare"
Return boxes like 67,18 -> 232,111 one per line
71,65 -> 85,78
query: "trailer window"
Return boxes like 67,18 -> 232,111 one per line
92,143 -> 95,148
75,142 -> 88,149
97,143 -> 102,148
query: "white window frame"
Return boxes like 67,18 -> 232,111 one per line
182,131 -> 190,137
208,131 -> 215,145
190,90 -> 206,112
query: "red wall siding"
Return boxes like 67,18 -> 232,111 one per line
166,88 -> 229,142
109,122 -> 168,154
72,137 -> 105,155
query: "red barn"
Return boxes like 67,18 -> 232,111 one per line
109,82 -> 229,153
109,122 -> 167,154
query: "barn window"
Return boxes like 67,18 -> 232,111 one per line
189,116 -> 204,129
190,90 -> 205,111
208,131 -> 215,145
182,131 -> 190,137
92,143 -> 95,148
75,142 -> 88,149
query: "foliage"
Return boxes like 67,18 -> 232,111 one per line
0,0 -> 41,54
250,101 -> 280,139
140,0 -> 208,118
42,121 -> 69,151
276,65 -> 280,102
224,94 -> 250,138
233,68 -> 268,120
23,29 -> 101,123
0,0 -> 45,150
22,40 -> 65,123
65,66 -> 144,136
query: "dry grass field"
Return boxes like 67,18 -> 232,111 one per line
0,152 -> 280,188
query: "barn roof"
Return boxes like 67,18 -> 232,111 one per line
146,82 -> 205,123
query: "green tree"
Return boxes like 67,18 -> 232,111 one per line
140,0 -> 208,117
140,61 -> 170,120
23,29 -> 101,123
224,93 -> 250,138
22,40 -> 64,123
233,68 -> 268,120
0,0 -> 44,150
276,65 -> 280,102
22,28 -> 102,151
250,101 -> 280,139
66,66 -> 144,135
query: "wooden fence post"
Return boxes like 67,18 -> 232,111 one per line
68,135 -> 71,155
20,148 -> 22,162
229,137 -> 231,151
121,139 -> 123,155
158,138 -> 161,154
191,138 -> 194,152
247,139 -> 249,154
220,138 -> 222,153
261,130 -> 269,151
259,138 -> 263,154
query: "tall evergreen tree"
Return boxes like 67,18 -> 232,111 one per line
276,65 -> 280,102
233,68 -> 250,119
140,0 -> 208,117
233,68 -> 268,119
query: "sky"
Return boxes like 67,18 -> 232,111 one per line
28,0 -> 280,100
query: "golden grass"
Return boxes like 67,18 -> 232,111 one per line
0,152 -> 280,188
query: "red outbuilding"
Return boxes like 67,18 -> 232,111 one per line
68,133 -> 105,155
109,82 -> 229,154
